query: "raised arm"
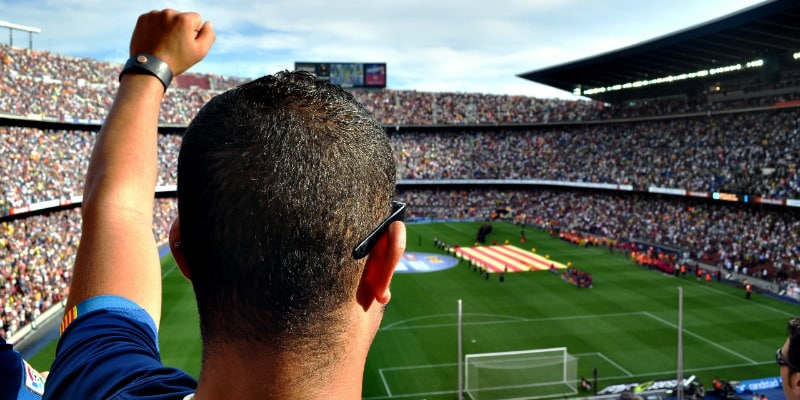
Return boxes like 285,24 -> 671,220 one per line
65,10 -> 215,327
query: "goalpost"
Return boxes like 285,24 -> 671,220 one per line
464,347 -> 578,400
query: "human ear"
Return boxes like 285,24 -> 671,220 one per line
358,221 -> 406,306
168,218 -> 191,281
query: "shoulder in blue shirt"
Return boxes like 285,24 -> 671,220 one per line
43,296 -> 196,400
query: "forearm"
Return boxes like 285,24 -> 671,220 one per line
67,74 -> 166,321
84,75 -> 163,214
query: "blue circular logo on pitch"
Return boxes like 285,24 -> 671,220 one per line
396,252 -> 458,273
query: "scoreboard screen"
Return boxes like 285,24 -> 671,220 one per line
294,62 -> 386,88
330,63 -> 363,87
364,63 -> 386,87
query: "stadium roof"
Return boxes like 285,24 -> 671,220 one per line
518,0 -> 800,102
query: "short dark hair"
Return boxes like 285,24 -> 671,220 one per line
787,317 -> 800,373
177,71 -> 396,361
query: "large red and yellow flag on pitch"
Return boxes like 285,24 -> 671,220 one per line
452,245 -> 566,273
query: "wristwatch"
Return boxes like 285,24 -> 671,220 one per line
119,53 -> 173,91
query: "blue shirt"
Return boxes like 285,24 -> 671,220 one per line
0,337 -> 45,400
43,296 -> 196,400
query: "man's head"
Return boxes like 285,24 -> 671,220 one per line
173,71 -> 402,365
780,317 -> 800,400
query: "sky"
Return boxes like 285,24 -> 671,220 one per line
0,0 -> 769,98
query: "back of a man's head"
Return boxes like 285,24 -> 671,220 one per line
176,71 -> 395,361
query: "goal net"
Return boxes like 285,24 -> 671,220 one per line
464,347 -> 578,400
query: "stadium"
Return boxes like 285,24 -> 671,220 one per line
1,1 -> 799,399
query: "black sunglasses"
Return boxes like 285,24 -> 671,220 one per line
777,347 -> 799,371
352,201 -> 407,259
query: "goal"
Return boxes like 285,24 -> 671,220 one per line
464,347 -> 578,400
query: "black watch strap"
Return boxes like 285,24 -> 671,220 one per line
119,53 -> 173,91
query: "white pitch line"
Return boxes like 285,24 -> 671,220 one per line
371,311 -> 765,399
162,263 -> 177,279
380,362 -> 457,372
595,352 -> 634,377
381,313 -> 526,330
694,281 -> 795,318
381,311 -> 647,331
642,311 -> 757,364
378,368 -> 393,397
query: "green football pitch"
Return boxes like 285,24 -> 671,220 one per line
29,221 -> 797,399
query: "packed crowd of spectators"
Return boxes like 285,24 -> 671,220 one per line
2,43 -> 610,125
391,109 -> 800,198
0,209 -> 78,339
351,89 -> 608,125
3,43 -> 795,205
0,44 -> 240,124
5,43 -> 800,126
0,126 -> 183,211
1,107 -> 798,210
2,43 -> 800,338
